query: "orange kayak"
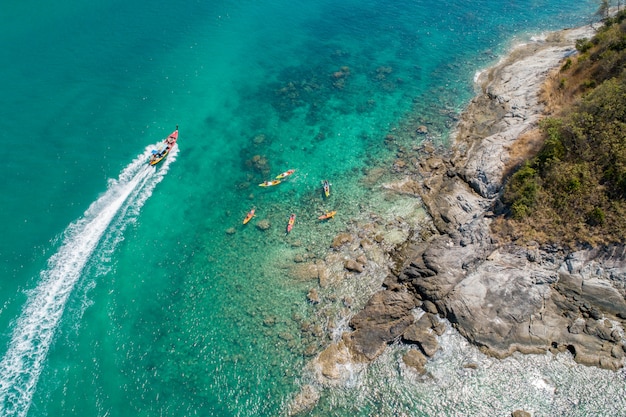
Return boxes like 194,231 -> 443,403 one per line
276,169 -> 295,179
259,180 -> 281,187
243,208 -> 256,224
286,213 -> 296,234
318,211 -> 336,220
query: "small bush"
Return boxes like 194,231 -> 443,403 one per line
576,38 -> 593,53
587,207 -> 605,225
566,176 -> 582,193
582,79 -> 597,89
504,163 -> 539,219
561,58 -> 572,71
536,118 -> 565,169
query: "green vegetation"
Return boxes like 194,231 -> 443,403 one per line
501,10 -> 626,246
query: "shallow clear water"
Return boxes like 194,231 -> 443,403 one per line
0,0 -> 620,416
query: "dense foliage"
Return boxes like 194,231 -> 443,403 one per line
501,11 -> 626,246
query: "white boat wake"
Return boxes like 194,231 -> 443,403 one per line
0,144 -> 178,417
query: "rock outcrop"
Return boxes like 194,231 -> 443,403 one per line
396,26 -> 626,370
345,290 -> 416,361
308,24 -> 626,388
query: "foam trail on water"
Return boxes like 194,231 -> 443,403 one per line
0,145 -> 177,416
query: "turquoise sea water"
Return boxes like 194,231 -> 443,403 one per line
1,1 -> 624,416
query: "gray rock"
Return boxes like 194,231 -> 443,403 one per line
557,248 -> 626,318
421,300 -> 438,314
402,349 -> 427,374
568,318 -> 586,334
611,344 -> 624,359
347,291 -> 416,360
344,259 -> 364,273
419,332 -> 439,357
307,288 -> 320,304
391,26 -> 625,370
402,314 -> 440,357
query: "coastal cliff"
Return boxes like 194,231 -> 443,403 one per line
289,23 -> 626,412
394,24 -> 626,371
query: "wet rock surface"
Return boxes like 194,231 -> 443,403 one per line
346,290 -> 416,360
402,349 -> 427,374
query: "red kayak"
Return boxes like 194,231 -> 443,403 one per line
286,213 -> 296,234
149,126 -> 179,166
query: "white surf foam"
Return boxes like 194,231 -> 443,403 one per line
0,145 -> 178,417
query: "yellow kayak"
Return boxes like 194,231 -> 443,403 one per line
243,208 -> 256,224
259,180 -> 281,187
318,211 -> 336,220
276,169 -> 295,179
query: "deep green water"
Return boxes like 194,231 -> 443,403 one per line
1,1 -> 624,416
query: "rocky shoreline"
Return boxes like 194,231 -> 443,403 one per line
392,24 -> 626,371
287,23 -> 626,415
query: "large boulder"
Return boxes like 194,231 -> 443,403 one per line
556,246 -> 626,318
402,349 -> 428,374
402,313 -> 439,357
309,339 -> 359,387
346,291 -> 416,360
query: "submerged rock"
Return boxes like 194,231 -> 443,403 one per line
289,262 -> 320,281
331,232 -> 353,249
344,259 -> 364,273
256,219 -> 271,230
307,288 -> 320,304
287,384 -> 320,416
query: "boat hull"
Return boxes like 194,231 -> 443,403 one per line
149,128 -> 179,166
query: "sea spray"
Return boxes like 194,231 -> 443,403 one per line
306,328 -> 626,416
0,146 -> 177,417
